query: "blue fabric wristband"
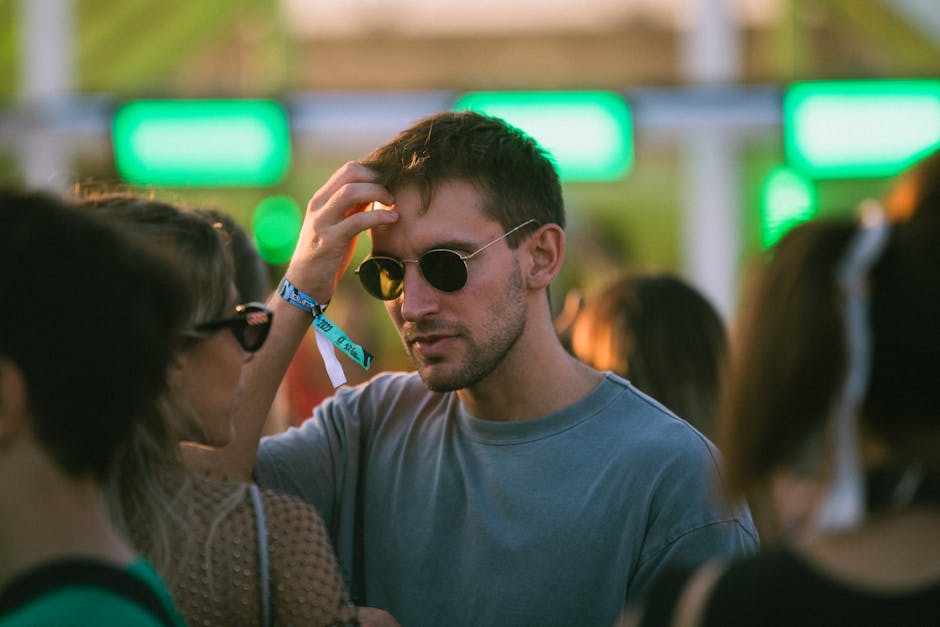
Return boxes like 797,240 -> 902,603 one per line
276,277 -> 372,370
277,276 -> 326,314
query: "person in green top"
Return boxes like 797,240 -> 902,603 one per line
0,187 -> 190,626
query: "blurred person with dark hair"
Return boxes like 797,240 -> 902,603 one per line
622,189 -> 940,625
190,207 -> 300,435
569,272 -> 727,437
196,207 -> 271,303
210,110 -> 757,627
81,194 -> 359,627
0,188 -> 188,626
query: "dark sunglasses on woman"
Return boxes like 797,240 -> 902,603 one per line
194,302 -> 273,352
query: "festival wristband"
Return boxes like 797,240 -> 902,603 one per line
277,276 -> 328,314
314,329 -> 348,388
277,277 -> 373,376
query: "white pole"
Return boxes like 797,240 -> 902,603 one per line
17,0 -> 74,189
679,0 -> 741,320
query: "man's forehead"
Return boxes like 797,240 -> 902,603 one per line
368,185 -> 499,252
376,181 -> 491,225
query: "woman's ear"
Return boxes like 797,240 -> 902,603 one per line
522,224 -> 565,290
0,359 -> 29,447
167,350 -> 188,391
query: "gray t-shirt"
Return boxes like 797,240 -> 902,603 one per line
256,372 -> 758,627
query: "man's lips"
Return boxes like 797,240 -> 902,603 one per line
409,333 -> 452,346
408,333 -> 457,356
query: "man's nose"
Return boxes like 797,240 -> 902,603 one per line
398,263 -> 441,321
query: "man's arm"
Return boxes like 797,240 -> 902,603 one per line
186,162 -> 397,481
624,428 -> 759,606
627,519 -> 756,604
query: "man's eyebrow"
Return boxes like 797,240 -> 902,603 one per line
371,238 -> 478,258
429,238 -> 477,252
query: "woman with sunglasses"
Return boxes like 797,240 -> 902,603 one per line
79,194 -> 359,627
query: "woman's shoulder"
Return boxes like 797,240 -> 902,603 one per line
181,476 -> 328,534
258,486 -> 330,538
255,486 -> 359,625
165,477 -> 357,626
636,545 -> 940,627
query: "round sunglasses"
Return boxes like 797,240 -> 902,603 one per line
193,302 -> 273,352
356,219 -> 538,301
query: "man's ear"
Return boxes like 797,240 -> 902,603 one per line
0,359 -> 29,447
522,224 -> 565,290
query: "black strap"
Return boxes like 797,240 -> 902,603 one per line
868,465 -> 940,511
0,559 -> 176,626
637,567 -> 698,627
351,425 -> 368,606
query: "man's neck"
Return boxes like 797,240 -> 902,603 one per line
457,328 -> 603,421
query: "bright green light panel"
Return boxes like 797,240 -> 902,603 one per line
784,80 -> 940,179
252,195 -> 303,265
760,166 -> 817,249
112,100 -> 292,187
454,91 -> 633,181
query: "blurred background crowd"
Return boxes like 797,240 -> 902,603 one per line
2,0 -> 939,424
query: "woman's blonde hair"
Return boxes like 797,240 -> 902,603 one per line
79,192 -> 238,573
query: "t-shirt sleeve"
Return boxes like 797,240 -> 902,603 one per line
254,390 -> 363,530
630,566 -> 698,627
626,428 -> 759,604
630,520 -> 755,604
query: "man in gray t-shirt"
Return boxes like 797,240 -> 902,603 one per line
228,111 -> 758,627
256,372 -> 756,627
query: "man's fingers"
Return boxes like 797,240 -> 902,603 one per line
356,607 -> 401,627
285,161 -> 396,299
305,178 -> 398,246
308,161 -> 391,214
309,161 -> 375,201
341,204 -> 399,236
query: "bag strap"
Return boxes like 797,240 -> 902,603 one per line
249,483 -> 271,627
670,560 -> 728,627
0,559 -> 176,627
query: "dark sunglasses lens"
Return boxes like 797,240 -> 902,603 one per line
359,258 -> 404,300
233,307 -> 271,352
420,250 -> 467,292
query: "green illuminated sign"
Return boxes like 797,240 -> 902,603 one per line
454,91 -> 634,181
760,166 -> 817,248
252,195 -> 303,265
112,100 -> 292,187
784,80 -> 940,179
